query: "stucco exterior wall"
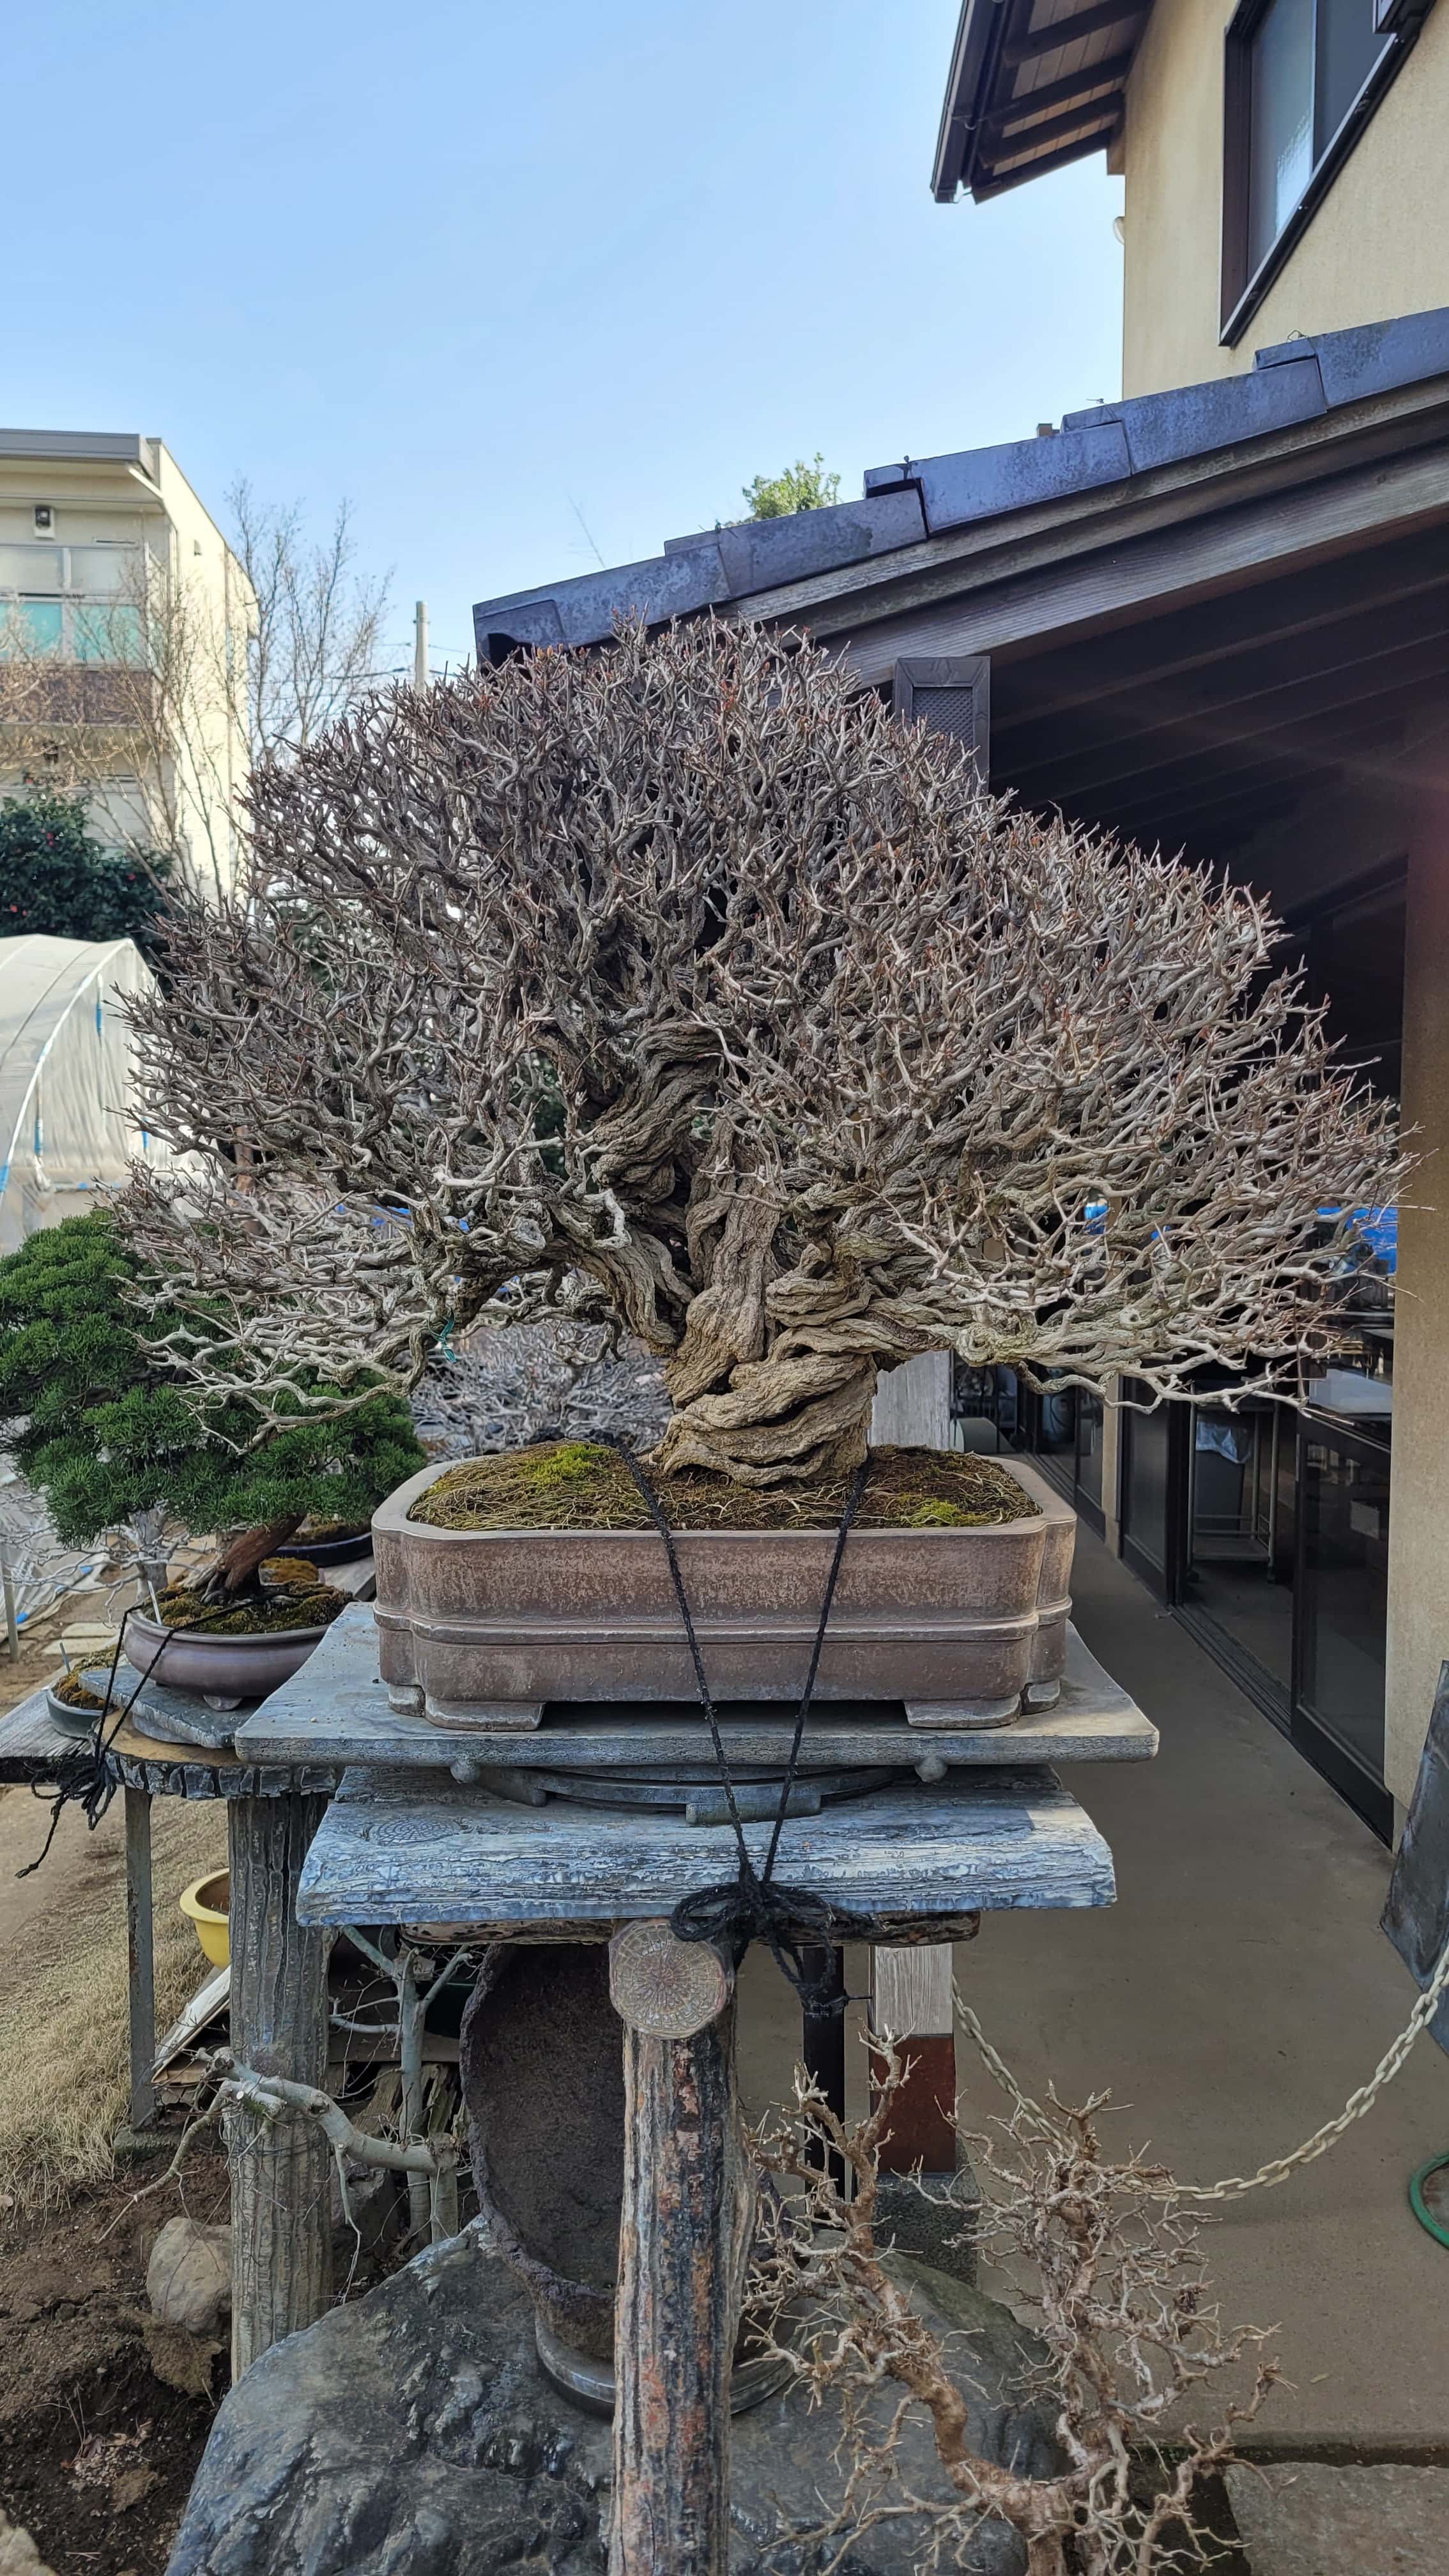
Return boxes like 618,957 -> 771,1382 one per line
1384,768 -> 1449,1807
1121,0 -> 1449,397
0,441 -> 252,894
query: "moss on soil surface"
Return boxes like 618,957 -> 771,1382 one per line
411,1439 -> 1039,1533
152,1579 -> 346,1636
53,1670 -> 106,1710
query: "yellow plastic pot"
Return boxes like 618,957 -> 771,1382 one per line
180,1869 -> 231,1968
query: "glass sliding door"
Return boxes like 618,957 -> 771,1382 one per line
1119,1383 -> 1184,1598
1181,1397 -> 1296,1709
1292,1416 -> 1392,1836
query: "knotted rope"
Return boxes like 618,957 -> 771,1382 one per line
602,1438 -> 889,2009
18,1598 -> 275,1878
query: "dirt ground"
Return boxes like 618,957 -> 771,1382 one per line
0,2153 -> 228,2576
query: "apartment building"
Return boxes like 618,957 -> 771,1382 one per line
0,429 -> 254,895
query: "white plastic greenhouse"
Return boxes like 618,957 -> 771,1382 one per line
0,932 -> 170,1252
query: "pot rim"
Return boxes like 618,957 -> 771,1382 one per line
375,1453 -> 1069,1545
123,1607 -> 334,1651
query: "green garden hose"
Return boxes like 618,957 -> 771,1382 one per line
1409,2149 -> 1449,2248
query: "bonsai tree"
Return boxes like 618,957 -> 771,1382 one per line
113,620 -> 1400,1490
0,1211 -> 425,1589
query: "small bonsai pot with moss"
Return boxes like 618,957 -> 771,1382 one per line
122,1573 -> 348,1710
372,1438 -> 1074,1729
45,1668 -> 109,1738
284,1517 -> 376,1568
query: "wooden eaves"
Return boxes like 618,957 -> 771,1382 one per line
931,0 -> 1154,203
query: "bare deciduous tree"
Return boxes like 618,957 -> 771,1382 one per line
116,618 -> 1401,1484
1,488 -> 388,900
227,481 -> 390,762
748,2037 -> 1277,2575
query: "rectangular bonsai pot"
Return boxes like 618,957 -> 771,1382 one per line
371,1456 -> 1074,1729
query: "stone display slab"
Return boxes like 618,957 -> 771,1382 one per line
296,1761 -> 1116,1928
1225,2462 -> 1449,2576
239,1607 -> 1156,1775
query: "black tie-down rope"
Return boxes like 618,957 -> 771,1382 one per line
602,1436 -> 937,2012
17,1598 -> 272,1880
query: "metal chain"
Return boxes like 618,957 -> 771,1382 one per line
956,1930 -> 1449,2203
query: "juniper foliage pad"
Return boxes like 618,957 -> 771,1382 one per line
118,620 -> 1400,1488
0,1213 -> 423,1547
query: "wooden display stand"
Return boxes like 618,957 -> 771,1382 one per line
257,1615 -> 1149,2576
3,1601 -> 1157,2571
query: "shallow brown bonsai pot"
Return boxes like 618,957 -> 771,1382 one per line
372,1453 -> 1073,1728
121,1609 -> 332,1711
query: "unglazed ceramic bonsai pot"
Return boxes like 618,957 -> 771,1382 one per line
371,1453 -> 1074,1729
121,1609 -> 333,1710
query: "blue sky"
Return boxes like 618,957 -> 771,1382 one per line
12,2 -> 1123,673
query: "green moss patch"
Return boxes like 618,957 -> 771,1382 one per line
152,1579 -> 346,1637
410,1441 -> 1039,1534
53,1669 -> 107,1711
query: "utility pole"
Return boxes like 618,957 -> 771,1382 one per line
413,599 -> 429,689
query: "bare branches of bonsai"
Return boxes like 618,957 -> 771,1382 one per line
748,2037 -> 1276,2575
117,618 -> 1402,1489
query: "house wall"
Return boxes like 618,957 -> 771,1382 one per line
1384,765 -> 1449,1809
1120,0 -> 1449,397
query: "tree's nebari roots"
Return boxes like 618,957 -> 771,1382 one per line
650,1348 -> 877,1485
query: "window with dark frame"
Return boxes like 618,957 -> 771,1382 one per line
1221,0 -> 1424,340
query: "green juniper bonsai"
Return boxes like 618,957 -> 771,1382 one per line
0,1211 -> 424,1592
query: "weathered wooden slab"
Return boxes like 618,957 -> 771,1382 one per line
80,1667 -> 243,1751
297,1765 -> 1116,1927
0,1689 -> 82,1782
0,1677 -> 339,1800
240,1613 -> 1156,1775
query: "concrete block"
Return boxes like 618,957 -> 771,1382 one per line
1258,306 -> 1449,410
473,594 -> 565,657
473,540 -> 729,657
1226,2462 -> 1449,2573
914,418 -> 1131,532
712,487 -> 926,590
1062,356 -> 1325,471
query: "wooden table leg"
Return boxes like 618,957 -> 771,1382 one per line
123,1787 -> 156,2133
609,1922 -> 746,2576
800,1940 -> 848,2191
226,1791 -> 332,2377
871,1942 -> 957,2171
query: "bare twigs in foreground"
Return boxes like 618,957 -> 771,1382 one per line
121,2050 -> 463,2253
748,2039 -> 1276,2576
116,618 -> 1402,1489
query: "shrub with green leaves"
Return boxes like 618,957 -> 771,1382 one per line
0,1211 -> 424,1549
0,791 -> 174,956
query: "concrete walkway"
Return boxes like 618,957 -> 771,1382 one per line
740,1526 -> 1449,2455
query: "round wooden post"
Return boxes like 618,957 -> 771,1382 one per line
226,1790 -> 332,2376
608,1921 -> 744,2576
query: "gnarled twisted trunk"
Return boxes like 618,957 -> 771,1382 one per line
650,1346 -> 878,1484
643,1160 -> 917,1485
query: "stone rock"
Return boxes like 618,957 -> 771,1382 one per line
0,2510 -> 57,2576
146,2216 -> 231,2338
873,2168 -> 981,2290
167,2235 -> 1063,2576
1226,2462 -> 1449,2575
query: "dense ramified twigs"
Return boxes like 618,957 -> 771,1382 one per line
117,619 -> 1400,1484
748,2040 -> 1276,2574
